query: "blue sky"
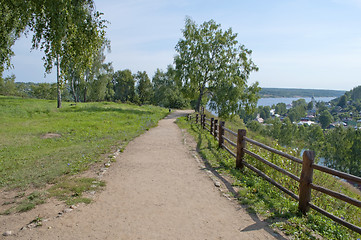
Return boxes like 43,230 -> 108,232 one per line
4,0 -> 361,90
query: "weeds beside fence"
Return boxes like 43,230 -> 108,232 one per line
187,113 -> 361,235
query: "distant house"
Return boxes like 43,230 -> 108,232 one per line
298,120 -> 315,126
331,122 -> 347,127
256,117 -> 264,123
255,114 -> 264,123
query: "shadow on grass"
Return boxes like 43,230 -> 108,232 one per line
60,105 -> 153,116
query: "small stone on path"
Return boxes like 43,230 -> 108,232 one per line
214,181 -> 221,187
2,231 -> 13,236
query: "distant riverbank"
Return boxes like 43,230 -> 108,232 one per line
207,96 -> 337,116
257,97 -> 336,107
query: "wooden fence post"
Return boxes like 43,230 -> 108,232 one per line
196,114 -> 199,124
236,129 -> 247,169
218,121 -> 225,148
214,120 -> 218,139
299,150 -> 315,214
210,118 -> 214,135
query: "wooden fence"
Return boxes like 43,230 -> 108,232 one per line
187,113 -> 361,234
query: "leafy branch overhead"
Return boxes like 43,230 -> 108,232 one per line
1,0 -> 107,74
175,17 -> 260,118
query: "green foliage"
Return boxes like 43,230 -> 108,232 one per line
319,110 -> 333,129
259,106 -> 271,120
338,95 -> 347,108
275,103 -> 287,115
0,97 -> 168,189
350,85 -> 361,102
152,66 -> 188,109
135,71 -> 153,105
288,100 -> 307,122
72,43 -> 114,103
323,127 -> 361,177
306,125 -> 324,154
113,69 -> 135,103
0,1 -> 30,69
292,99 -> 307,108
0,74 -> 16,96
31,83 -> 57,100
175,17 -> 259,117
307,101 -> 314,110
279,117 -> 294,146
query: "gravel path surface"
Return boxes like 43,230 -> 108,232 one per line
3,110 -> 282,239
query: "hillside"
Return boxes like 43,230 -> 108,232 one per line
260,88 -> 345,98
331,85 -> 361,104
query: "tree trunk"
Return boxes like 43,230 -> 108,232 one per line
83,71 -> 89,102
83,87 -> 87,102
196,90 -> 203,112
71,75 -> 78,103
56,55 -> 62,108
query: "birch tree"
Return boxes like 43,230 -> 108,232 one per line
175,17 -> 259,118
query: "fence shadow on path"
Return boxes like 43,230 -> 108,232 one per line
194,142 -> 287,240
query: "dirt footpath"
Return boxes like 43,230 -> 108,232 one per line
3,110 -> 282,239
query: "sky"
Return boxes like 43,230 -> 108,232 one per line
4,0 -> 361,91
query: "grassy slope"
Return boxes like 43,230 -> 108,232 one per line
177,115 -> 361,240
0,96 -> 168,190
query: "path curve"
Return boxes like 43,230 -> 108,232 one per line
7,110 -> 281,239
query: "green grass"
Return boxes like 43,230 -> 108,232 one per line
48,177 -> 105,206
177,115 -> 361,240
0,96 -> 168,190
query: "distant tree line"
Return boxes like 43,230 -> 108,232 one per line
0,64 -> 189,109
260,88 -> 345,98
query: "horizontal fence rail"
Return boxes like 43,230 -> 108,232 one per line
243,149 -> 301,182
187,113 -> 361,235
223,127 -> 237,137
312,164 -> 361,184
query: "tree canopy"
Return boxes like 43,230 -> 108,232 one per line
0,0 -> 107,107
152,65 -> 188,109
319,110 -> 333,129
135,71 -> 153,105
175,17 -> 259,118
